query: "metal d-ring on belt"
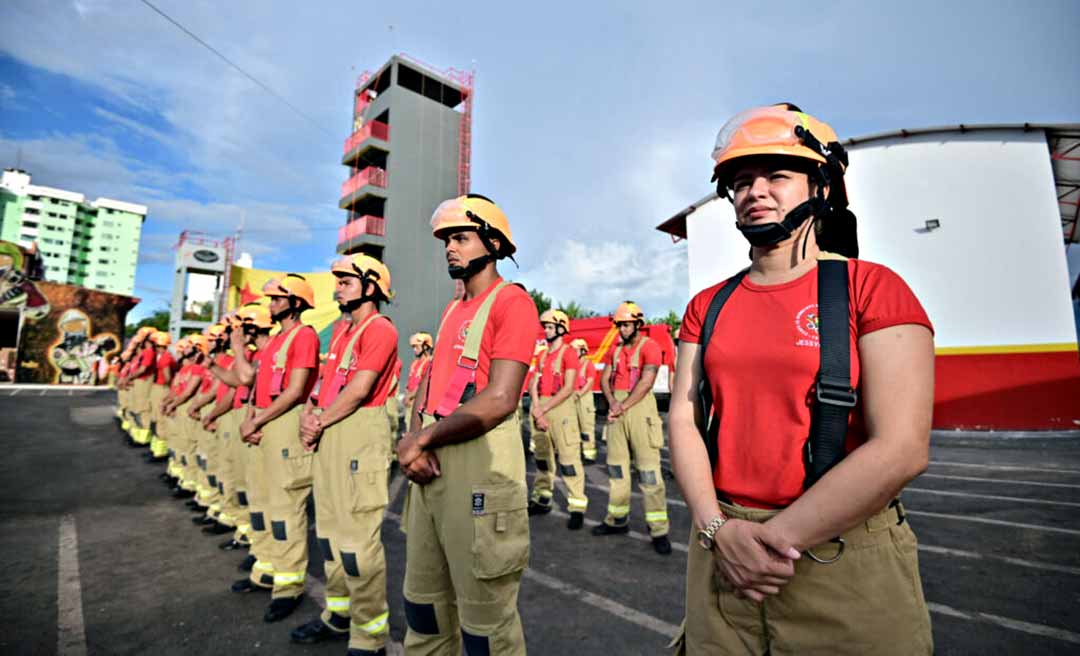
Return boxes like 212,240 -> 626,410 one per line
804,498 -> 906,564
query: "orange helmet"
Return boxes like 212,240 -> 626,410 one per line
409,332 -> 433,350
134,326 -> 156,343
331,253 -> 393,300
712,105 -> 840,178
237,304 -> 273,330
221,311 -> 242,329
151,331 -> 171,347
539,309 -> 570,334
175,337 -> 190,353
264,274 -> 316,311
570,338 -> 589,353
430,194 -> 516,258
187,334 -> 210,354
612,301 -> 644,325
204,324 -> 227,342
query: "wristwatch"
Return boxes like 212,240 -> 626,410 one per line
697,514 -> 728,551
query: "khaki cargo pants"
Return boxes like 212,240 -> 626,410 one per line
312,407 -> 392,651
530,396 -> 588,513
214,407 -> 247,530
130,377 -> 153,444
193,408 -> 225,516
575,391 -> 597,460
242,407 -> 274,588
402,415 -> 529,656
678,500 -> 932,655
148,384 -> 169,458
261,405 -> 313,599
601,390 -> 669,537
174,401 -> 200,492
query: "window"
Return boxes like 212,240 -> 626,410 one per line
103,220 -> 114,227
98,259 -> 110,265
99,246 -> 110,252
95,285 -> 105,290
48,212 -> 59,218
29,195 -> 40,201
24,208 -> 39,215
42,238 -> 56,245
22,220 -> 38,228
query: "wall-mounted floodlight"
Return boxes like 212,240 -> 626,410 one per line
924,219 -> 941,231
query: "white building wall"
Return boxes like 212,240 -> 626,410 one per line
684,129 -> 1077,349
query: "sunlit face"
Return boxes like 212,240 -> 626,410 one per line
730,157 -> 815,228
444,229 -> 501,267
616,321 -> 637,341
333,274 -> 363,304
268,295 -> 289,316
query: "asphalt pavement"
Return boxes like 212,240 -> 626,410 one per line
1,387 -> 1079,655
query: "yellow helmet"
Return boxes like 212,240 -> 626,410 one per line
331,253 -> 393,300
409,332 -> 433,350
237,304 -> 273,330
570,338 -> 589,353
539,309 -> 570,334
205,324 -> 227,339
430,194 -> 516,258
187,334 -> 210,354
612,301 -> 644,325
151,331 -> 172,347
175,337 -> 190,354
264,273 -> 316,310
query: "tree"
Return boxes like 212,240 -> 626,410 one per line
125,309 -> 170,338
651,310 -> 681,334
529,288 -> 552,315
183,300 -> 214,322
558,300 -> 599,319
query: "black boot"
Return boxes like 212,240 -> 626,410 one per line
527,500 -> 552,516
652,535 -> 672,555
346,649 -> 387,656
567,512 -> 585,530
237,554 -> 256,572
171,487 -> 195,499
591,522 -> 629,536
231,578 -> 268,594
264,595 -> 303,623
202,521 -> 232,535
219,538 -> 245,551
290,618 -> 349,644
192,515 -> 215,526
184,499 -> 200,508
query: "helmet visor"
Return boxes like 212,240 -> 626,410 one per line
711,107 -> 808,162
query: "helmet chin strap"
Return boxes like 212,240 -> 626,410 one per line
447,253 -> 494,280
736,195 -> 823,248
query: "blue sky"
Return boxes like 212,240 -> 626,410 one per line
1,0 -> 1078,323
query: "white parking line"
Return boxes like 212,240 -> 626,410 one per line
920,473 -> 1080,490
9,388 -> 21,396
905,510 -> 1080,536
904,486 -> 1080,509
57,515 -> 87,656
524,569 -> 680,638
917,544 -> 1080,576
930,460 -> 1080,476
928,602 -> 1080,645
39,389 -> 47,396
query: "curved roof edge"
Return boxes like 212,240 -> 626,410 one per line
843,122 -> 1080,147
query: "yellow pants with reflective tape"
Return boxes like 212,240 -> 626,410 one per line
678,500 -> 932,655
313,406 -> 391,651
402,414 -> 528,656
214,408 -> 247,529
242,407 -> 274,588
601,390 -> 668,537
261,405 -> 312,599
576,391 -> 597,459
130,377 -> 153,444
530,395 -> 587,513
148,384 -> 169,457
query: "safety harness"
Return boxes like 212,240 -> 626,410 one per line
696,255 -> 856,492
314,313 -> 383,408
431,280 -> 510,418
268,323 -> 305,398
537,344 -> 568,395
612,336 -> 651,392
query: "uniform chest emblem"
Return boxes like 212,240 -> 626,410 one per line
794,304 -> 820,348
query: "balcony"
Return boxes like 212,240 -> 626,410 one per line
339,166 -> 388,209
342,120 -> 390,165
336,215 -> 386,254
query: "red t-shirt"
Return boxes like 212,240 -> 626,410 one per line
679,259 -> 933,509
537,344 -> 580,397
576,358 -> 596,392
186,363 -> 209,396
423,279 -> 539,415
233,347 -> 255,409
605,336 -> 662,391
137,346 -> 156,380
316,314 -> 399,409
388,359 -> 403,395
406,356 -> 431,393
254,324 -> 320,409
171,363 -> 189,395
154,351 -> 176,385
214,354 -> 236,404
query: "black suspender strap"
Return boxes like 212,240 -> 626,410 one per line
697,269 -> 748,474
805,258 -> 857,488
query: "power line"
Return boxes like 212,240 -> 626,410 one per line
138,0 -> 333,138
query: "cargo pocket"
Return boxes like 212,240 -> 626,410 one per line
348,450 -> 389,512
470,481 -> 530,580
559,417 -> 577,448
646,416 -> 664,449
281,447 -> 313,490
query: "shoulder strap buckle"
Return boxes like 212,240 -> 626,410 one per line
456,355 -> 479,371
815,374 -> 857,408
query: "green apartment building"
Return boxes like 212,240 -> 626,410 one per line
0,169 -> 146,296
